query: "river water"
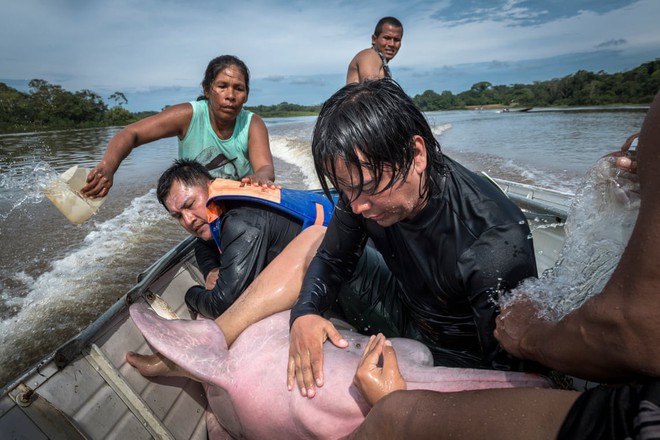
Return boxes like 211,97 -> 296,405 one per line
0,107 -> 647,386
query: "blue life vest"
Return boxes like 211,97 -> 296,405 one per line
206,179 -> 335,250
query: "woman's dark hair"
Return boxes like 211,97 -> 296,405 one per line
198,55 -> 250,100
157,159 -> 213,208
311,79 -> 445,203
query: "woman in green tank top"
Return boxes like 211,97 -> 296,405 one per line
82,55 -> 275,198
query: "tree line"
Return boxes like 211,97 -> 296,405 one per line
1,59 -> 658,133
0,80 -> 154,133
412,59 -> 660,111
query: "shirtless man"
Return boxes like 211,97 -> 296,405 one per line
346,17 -> 403,84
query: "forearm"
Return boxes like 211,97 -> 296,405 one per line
290,255 -> 345,324
185,285 -> 230,319
98,129 -> 139,174
251,164 -> 275,182
517,300 -> 633,380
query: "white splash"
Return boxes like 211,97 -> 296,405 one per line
432,123 -> 452,137
0,161 -> 60,219
501,157 -> 640,320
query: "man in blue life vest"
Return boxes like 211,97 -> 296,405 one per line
155,159 -> 333,319
127,159 -> 397,376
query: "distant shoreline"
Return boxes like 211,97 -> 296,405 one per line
464,103 -> 650,111
0,104 -> 650,135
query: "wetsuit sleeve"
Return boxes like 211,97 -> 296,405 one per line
290,197 -> 368,327
185,210 -> 269,319
457,222 -> 538,369
193,237 -> 221,280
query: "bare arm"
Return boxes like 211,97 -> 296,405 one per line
81,103 -> 193,197
346,49 -> 385,84
242,114 -> 276,187
496,92 -> 660,379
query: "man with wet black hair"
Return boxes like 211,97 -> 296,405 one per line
287,79 -> 539,398
345,92 -> 660,440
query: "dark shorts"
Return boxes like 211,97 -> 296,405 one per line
558,380 -> 660,439
334,245 -> 405,338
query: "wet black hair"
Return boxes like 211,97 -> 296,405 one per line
198,55 -> 250,101
311,79 -> 445,203
157,159 -> 213,208
374,16 -> 403,37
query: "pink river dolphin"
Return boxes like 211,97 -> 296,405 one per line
130,304 -> 551,439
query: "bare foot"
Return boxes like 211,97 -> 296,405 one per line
126,351 -> 185,377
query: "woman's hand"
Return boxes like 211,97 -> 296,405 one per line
241,173 -> 279,189
81,164 -> 114,198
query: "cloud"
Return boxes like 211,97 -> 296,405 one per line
429,0 -> 641,26
290,77 -> 327,86
2,0 -> 657,111
263,76 -> 287,83
595,39 -> 628,48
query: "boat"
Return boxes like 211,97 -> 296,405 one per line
499,107 -> 534,113
0,179 -> 573,439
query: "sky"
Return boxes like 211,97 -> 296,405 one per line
2,0 -> 659,112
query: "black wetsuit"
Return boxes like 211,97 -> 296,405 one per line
291,156 -> 538,371
187,200 -> 302,318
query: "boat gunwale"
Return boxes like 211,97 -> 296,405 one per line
0,235 -> 198,398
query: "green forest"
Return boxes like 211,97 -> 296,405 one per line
1,59 -> 658,133
412,59 -> 659,111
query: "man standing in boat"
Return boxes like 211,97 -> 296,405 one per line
346,17 -> 403,84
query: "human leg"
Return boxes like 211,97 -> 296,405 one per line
214,225 -> 325,346
345,388 -> 580,440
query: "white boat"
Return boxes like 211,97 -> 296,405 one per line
485,174 -> 572,274
0,180 -> 572,439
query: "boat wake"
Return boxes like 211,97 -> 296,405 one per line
0,190 -> 186,385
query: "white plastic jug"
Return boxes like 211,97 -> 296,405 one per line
44,166 -> 107,225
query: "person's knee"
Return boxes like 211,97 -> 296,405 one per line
293,225 -> 326,259
300,224 -> 326,239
